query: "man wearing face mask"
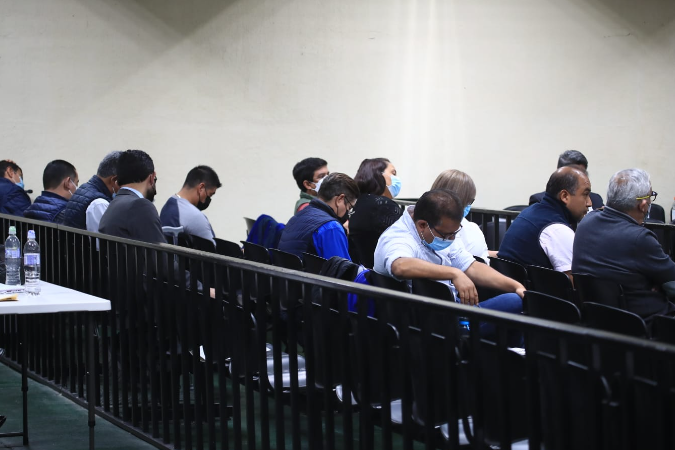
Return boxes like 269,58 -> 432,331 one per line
160,166 -> 222,246
279,172 -> 359,260
0,160 -> 31,216
292,157 -> 329,214
573,169 -> 675,324
24,160 -> 79,223
99,150 -> 164,244
374,189 -> 525,320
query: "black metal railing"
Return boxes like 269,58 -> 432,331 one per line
1,214 -> 675,450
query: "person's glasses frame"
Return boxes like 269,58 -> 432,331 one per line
636,191 -> 657,202
429,223 -> 463,241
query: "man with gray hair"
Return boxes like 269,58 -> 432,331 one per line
572,168 -> 675,323
59,151 -> 122,231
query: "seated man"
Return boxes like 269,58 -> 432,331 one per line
529,150 -> 603,210
499,167 -> 591,275
160,165 -> 222,245
279,172 -> 358,259
24,160 -> 78,223
292,157 -> 329,213
0,160 -> 31,216
572,169 -> 675,323
99,150 -> 164,244
59,151 -> 121,231
374,189 -> 525,336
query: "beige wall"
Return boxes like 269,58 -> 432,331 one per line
1,0 -> 674,241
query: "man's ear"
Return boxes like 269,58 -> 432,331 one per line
302,179 -> 314,191
559,190 -> 571,205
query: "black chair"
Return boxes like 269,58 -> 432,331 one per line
308,304 -> 350,400
269,249 -> 304,271
523,290 -> 581,324
582,302 -> 648,338
240,241 -> 270,264
488,257 -> 529,287
650,315 -> 675,344
526,265 -> 575,303
214,238 -> 243,258
484,219 -> 507,251
302,252 -> 327,275
411,278 -> 456,302
190,234 -> 216,253
573,273 -> 625,309
646,203 -> 666,223
504,205 -> 528,212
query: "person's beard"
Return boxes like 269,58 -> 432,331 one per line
146,184 -> 157,202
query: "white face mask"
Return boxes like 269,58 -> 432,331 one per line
313,176 -> 325,193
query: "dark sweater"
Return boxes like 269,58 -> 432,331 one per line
572,206 -> 675,321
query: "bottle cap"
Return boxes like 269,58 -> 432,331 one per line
8,226 -> 16,235
27,230 -> 35,239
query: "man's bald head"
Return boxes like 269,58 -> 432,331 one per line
545,166 -> 592,221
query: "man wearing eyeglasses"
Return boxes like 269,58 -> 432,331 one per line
498,166 -> 591,278
572,169 -> 675,323
278,172 -> 359,260
374,189 -> 525,313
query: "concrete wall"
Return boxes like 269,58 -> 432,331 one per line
1,0 -> 674,241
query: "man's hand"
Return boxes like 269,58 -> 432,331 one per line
452,271 -> 479,305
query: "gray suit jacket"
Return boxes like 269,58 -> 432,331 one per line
98,189 -> 165,244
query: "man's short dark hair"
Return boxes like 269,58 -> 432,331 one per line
97,151 -> 123,177
183,165 -> 222,189
0,160 -> 21,176
317,173 -> 359,203
43,160 -> 77,190
557,150 -> 588,169
292,157 -> 328,192
545,169 -> 581,197
117,150 -> 154,186
415,189 -> 463,225
354,158 -> 390,195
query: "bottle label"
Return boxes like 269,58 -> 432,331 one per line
24,254 -> 40,265
5,249 -> 19,259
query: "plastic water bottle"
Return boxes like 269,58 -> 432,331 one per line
24,230 -> 40,295
4,226 -> 21,286
671,197 -> 675,224
458,318 -> 471,337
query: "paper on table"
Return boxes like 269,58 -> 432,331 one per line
0,294 -> 19,301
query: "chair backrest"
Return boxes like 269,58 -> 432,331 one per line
162,225 -> 184,245
651,315 -> 675,344
573,273 -> 625,309
310,304 -> 349,390
523,290 -> 581,324
411,278 -> 456,302
240,241 -> 270,264
367,270 -> 409,293
504,205 -> 528,212
646,203 -> 666,223
488,257 -> 528,287
190,234 -> 216,253
527,265 -> 575,303
302,252 -> 327,275
583,302 -> 648,338
214,238 -> 243,258
269,248 -> 304,271
484,219 -> 507,251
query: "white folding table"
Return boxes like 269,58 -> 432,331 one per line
0,281 -> 110,449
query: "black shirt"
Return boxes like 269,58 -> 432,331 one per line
348,194 -> 403,268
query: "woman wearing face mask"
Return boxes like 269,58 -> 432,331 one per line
431,169 -> 491,263
349,158 -> 404,268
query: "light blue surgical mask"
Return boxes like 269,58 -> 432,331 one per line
423,225 -> 454,251
16,177 -> 24,190
463,204 -> 472,218
386,174 -> 402,198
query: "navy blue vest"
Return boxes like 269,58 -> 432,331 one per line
278,199 -> 338,257
498,193 -> 575,269
23,191 -> 69,223
59,175 -> 112,229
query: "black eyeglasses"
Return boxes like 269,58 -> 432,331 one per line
429,223 -> 463,241
345,198 -> 355,219
636,191 -> 657,202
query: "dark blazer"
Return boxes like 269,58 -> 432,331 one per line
98,188 -> 165,244
529,191 -> 604,210
0,178 -> 31,216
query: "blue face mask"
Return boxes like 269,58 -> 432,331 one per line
463,204 -> 472,218
16,177 -> 24,190
386,174 -> 402,198
423,225 -> 454,251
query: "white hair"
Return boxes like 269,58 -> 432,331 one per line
606,168 -> 651,213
